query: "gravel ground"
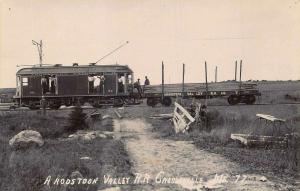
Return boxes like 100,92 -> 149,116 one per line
112,116 -> 294,190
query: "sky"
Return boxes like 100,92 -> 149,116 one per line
0,0 -> 300,88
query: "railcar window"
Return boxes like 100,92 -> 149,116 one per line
22,77 -> 28,86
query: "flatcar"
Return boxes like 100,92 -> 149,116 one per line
14,63 -> 139,109
144,82 -> 261,107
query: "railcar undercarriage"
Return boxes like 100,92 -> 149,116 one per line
15,95 -> 141,110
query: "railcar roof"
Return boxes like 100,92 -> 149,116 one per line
16,64 -> 133,75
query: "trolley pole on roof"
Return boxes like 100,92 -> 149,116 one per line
95,41 -> 129,64
182,63 -> 185,97
32,40 -> 43,67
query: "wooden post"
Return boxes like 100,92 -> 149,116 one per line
239,60 -> 242,91
41,96 -> 46,116
205,61 -> 208,105
215,66 -> 217,83
235,60 -> 237,81
40,40 -> 43,67
182,63 -> 185,97
204,62 -> 209,129
162,61 -> 164,100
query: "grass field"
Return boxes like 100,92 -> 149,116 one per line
0,81 -> 299,190
0,110 -> 132,191
149,102 -> 300,185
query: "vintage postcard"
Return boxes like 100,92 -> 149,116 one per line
0,0 -> 299,190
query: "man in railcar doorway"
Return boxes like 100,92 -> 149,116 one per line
88,74 -> 94,94
99,75 -> 105,95
50,75 -> 56,94
41,76 -> 48,94
118,75 -> 124,93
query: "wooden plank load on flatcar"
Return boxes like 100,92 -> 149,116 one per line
144,82 -> 258,93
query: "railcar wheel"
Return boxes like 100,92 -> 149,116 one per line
49,102 -> 61,110
29,104 -> 39,110
147,98 -> 156,107
50,105 -> 60,110
228,95 -> 240,105
28,101 -> 39,110
245,95 -> 256,105
92,102 -> 101,108
162,97 -> 172,107
113,98 -> 124,107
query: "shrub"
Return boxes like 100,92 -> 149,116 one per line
65,106 -> 88,133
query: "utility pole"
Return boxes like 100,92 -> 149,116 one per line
235,60 -> 237,81
161,61 -> 165,100
239,60 -> 242,91
215,66 -> 218,83
182,63 -> 185,97
204,61 -> 209,130
32,40 -> 43,67
205,61 -> 208,105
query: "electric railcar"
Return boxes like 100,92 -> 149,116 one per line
14,64 -> 139,109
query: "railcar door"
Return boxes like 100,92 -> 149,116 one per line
103,74 -> 116,95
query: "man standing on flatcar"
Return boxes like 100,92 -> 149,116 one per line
134,79 -> 142,97
143,76 -> 150,92
144,76 -> 150,86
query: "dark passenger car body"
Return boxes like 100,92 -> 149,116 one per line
14,64 -> 136,108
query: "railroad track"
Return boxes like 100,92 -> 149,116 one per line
208,102 -> 300,107
0,102 -> 300,112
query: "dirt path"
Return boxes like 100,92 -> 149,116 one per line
113,118 -> 291,191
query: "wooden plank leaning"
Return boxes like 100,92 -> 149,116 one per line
173,102 -> 195,133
